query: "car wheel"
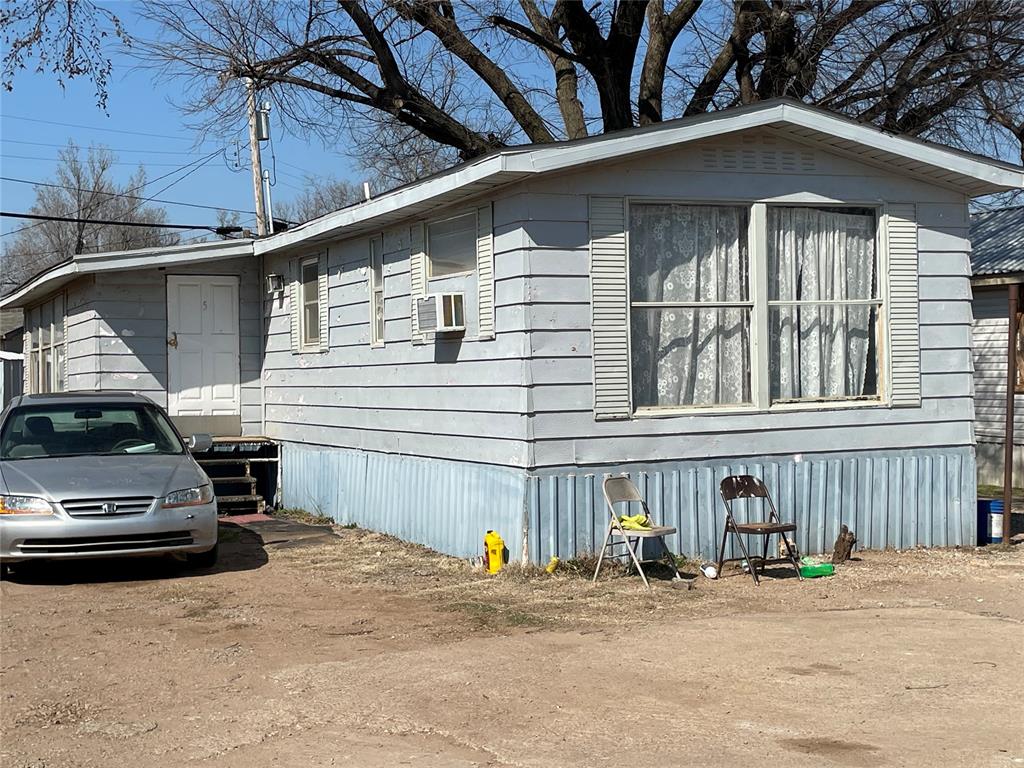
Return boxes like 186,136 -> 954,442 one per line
186,543 -> 219,569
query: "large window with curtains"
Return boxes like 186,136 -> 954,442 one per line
628,202 -> 881,412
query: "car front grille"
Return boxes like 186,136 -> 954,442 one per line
60,497 -> 155,517
18,531 -> 194,554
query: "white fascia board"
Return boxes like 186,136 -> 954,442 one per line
778,104 -> 1024,190
255,155 -> 511,255
79,239 -> 253,273
507,104 -> 786,174
0,239 -> 255,309
254,100 -> 1023,257
513,102 -> 1024,191
0,261 -> 78,309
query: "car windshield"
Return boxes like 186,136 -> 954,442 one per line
0,403 -> 185,460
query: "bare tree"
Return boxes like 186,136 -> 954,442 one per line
137,0 -> 1024,178
0,0 -> 130,109
275,176 -> 363,225
1,142 -> 178,294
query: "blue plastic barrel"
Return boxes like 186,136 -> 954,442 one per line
977,499 -> 1004,545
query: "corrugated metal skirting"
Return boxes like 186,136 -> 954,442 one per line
528,448 -> 976,563
280,442 -> 528,559
281,444 -> 975,563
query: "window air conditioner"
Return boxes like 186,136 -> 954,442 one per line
416,293 -> 465,333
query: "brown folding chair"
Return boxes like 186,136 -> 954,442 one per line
593,476 -> 683,590
717,475 -> 802,585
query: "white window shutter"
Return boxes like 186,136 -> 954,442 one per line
62,313 -> 68,390
318,254 -> 329,352
476,203 -> 495,340
23,329 -> 31,392
410,222 -> 426,344
288,261 -> 301,354
886,203 -> 921,407
590,196 -> 631,420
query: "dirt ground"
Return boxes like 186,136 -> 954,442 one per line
2,517 -> 1022,768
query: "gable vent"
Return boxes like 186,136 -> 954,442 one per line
700,140 -> 816,173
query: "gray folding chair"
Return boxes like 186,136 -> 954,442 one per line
593,476 -> 683,590
717,475 -> 802,585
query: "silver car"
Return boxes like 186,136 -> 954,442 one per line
0,392 -> 218,570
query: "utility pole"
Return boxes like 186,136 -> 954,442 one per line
1003,282 -> 1020,543
245,78 -> 267,236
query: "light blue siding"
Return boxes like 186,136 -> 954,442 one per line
280,441 -> 528,560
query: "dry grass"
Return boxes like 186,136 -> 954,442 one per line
273,507 -> 336,526
266,516 -> 1024,633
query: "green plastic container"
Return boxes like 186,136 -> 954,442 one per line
799,563 -> 835,578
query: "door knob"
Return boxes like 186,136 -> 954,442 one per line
167,331 -> 178,348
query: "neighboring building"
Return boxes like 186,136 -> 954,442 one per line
969,207 -> 1023,486
3,99 -> 1023,561
0,308 -> 24,407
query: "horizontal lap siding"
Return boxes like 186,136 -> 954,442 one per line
971,286 -> 1023,445
65,260 -> 262,432
517,154 -> 974,469
261,209 -> 532,465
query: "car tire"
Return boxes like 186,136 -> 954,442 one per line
186,543 -> 219,569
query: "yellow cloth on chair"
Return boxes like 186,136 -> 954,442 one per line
618,514 -> 652,531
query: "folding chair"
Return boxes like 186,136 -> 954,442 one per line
593,476 -> 683,590
717,475 -> 802,586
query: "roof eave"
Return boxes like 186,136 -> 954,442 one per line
0,239 -> 255,309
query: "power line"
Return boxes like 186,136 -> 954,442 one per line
1,150 -> 223,239
1,152 -> 217,168
1,211 -> 240,233
1,113 -> 202,141
1,176 -> 256,215
1,139 -> 206,156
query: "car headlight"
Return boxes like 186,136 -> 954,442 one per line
0,495 -> 55,515
162,485 -> 215,509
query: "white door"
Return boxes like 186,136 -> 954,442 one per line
167,275 -> 240,417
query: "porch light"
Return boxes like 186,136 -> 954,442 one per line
266,273 -> 284,293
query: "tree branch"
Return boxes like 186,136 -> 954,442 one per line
392,1 -> 555,144
639,0 -> 702,125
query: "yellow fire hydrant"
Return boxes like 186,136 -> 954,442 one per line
484,530 -> 505,574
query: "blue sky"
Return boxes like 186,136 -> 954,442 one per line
0,3 -> 359,241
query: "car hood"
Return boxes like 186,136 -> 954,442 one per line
0,455 -> 204,502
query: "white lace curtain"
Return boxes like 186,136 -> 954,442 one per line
768,207 -> 877,400
630,204 -> 750,407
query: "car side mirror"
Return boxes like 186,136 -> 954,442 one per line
188,433 -> 213,453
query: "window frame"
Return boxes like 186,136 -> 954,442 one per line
625,197 -> 888,417
26,292 -> 66,395
298,256 -> 322,351
426,210 -> 478,280
369,234 -> 385,348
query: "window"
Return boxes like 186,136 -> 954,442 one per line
427,212 -> 476,278
369,235 -> 385,347
630,204 -> 751,408
299,257 -> 320,348
26,294 -> 65,394
767,206 -> 880,403
0,403 -> 183,460
626,202 -> 882,412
